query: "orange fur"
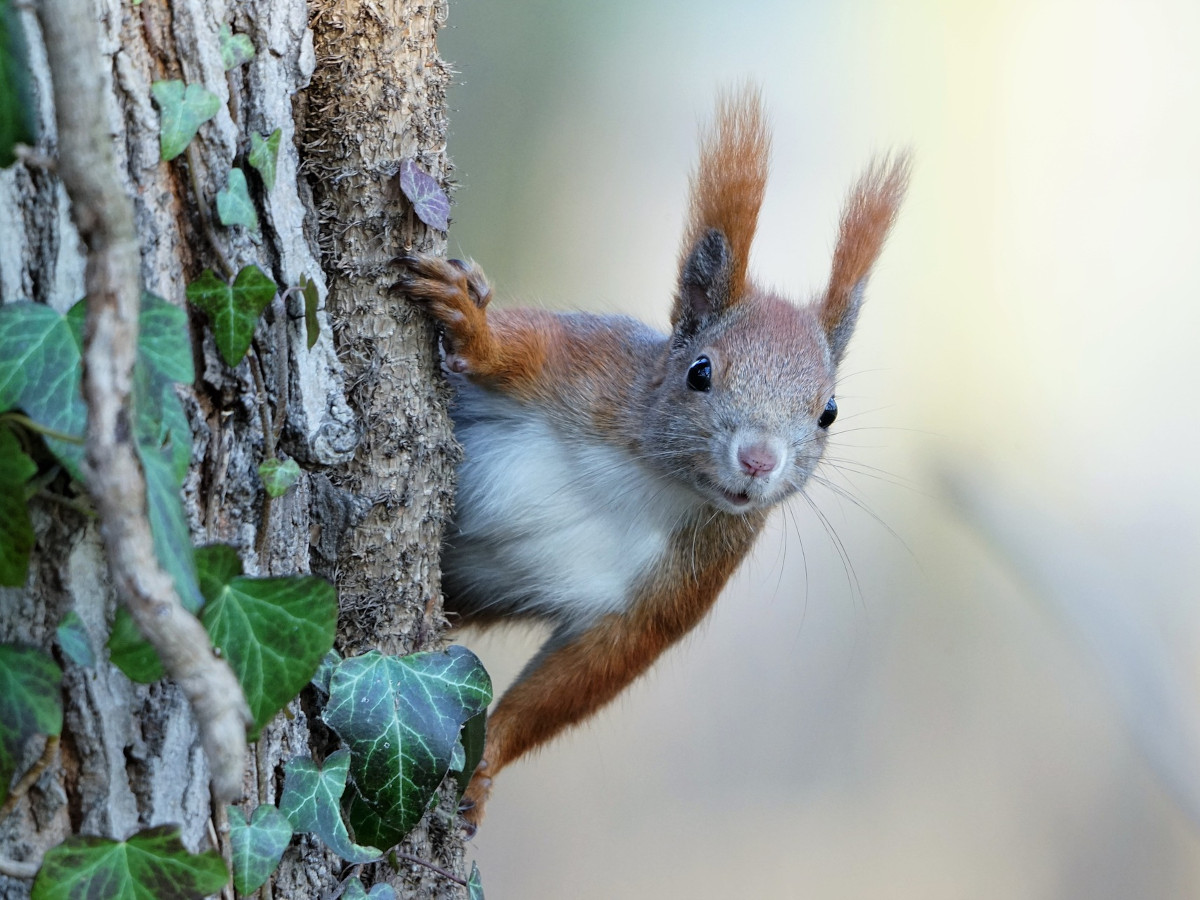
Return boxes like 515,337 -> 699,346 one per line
821,153 -> 912,343
461,509 -> 766,821
675,84 -> 771,317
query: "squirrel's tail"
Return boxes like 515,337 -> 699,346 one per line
679,84 -> 771,305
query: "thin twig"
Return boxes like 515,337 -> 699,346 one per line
211,802 -> 235,900
0,411 -> 85,444
40,0 -> 250,802
185,142 -> 236,280
0,735 -> 60,824
393,851 -> 467,887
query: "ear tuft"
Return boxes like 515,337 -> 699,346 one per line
820,151 -> 911,364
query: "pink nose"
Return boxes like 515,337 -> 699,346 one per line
737,444 -> 779,478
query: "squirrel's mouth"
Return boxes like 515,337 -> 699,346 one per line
719,488 -> 752,508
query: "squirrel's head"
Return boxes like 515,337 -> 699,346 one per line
645,151 -> 910,515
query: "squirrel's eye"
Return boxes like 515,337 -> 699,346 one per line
686,356 -> 712,392
818,396 -> 837,429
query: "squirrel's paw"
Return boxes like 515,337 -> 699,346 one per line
396,254 -> 493,374
458,761 -> 493,834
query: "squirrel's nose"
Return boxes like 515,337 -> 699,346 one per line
737,443 -> 779,478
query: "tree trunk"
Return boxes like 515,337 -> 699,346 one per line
0,0 -> 459,895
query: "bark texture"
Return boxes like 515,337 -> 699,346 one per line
0,0 -> 459,895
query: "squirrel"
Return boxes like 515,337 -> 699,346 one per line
399,85 -> 910,827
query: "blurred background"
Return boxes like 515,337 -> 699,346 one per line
437,1 -> 1200,896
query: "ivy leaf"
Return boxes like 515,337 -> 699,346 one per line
448,708 -> 487,803
228,805 -> 292,895
151,80 -> 220,162
0,302 -> 87,480
0,427 -> 36,586
56,611 -> 95,668
299,274 -> 320,350
310,649 -> 340,695
197,545 -> 338,739
249,128 -> 281,192
342,878 -> 397,900
468,861 -> 484,900
218,24 -> 255,71
278,751 -> 382,864
186,265 -> 277,367
0,0 -> 38,167
323,647 -> 492,840
136,293 -> 194,387
258,457 -> 300,498
139,434 -> 203,611
31,825 -> 228,900
216,167 -> 259,231
106,608 -> 163,683
398,159 -> 449,232
0,644 -> 62,804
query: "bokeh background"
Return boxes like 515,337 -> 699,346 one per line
436,1 -> 1200,896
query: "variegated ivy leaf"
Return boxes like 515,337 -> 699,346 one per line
468,861 -> 484,900
278,751 -> 381,864
216,167 -> 259,231
31,825 -> 228,900
228,805 -> 292,895
249,128 -> 281,192
322,647 -> 491,841
398,158 -> 449,232
151,80 -> 220,162
341,878 -> 397,900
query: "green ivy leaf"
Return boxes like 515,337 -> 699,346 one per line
258,457 -> 300,498
136,293 -> 194,387
139,434 -> 202,612
0,302 -> 87,480
56,611 -> 95,668
300,275 -> 320,350
216,167 -> 259,231
322,647 -> 492,841
0,427 -> 36,586
448,708 -> 487,803
31,825 -> 228,900
342,878 -> 397,900
468,861 -> 484,900
249,128 -> 281,192
278,751 -> 382,864
0,644 -> 62,804
196,545 -> 337,739
310,648 -> 340,694
186,265 -> 277,367
218,24 -> 255,71
228,805 -> 292,895
106,608 -> 163,683
151,80 -> 220,162
0,0 -> 38,167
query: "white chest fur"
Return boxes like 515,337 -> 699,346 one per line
443,386 -> 704,634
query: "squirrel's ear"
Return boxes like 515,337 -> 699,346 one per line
672,227 -> 734,338
819,152 -> 911,364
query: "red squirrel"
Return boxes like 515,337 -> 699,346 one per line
399,86 -> 909,826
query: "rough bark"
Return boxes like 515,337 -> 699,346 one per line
0,0 -> 459,895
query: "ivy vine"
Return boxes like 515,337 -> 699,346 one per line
1,15 -> 477,900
